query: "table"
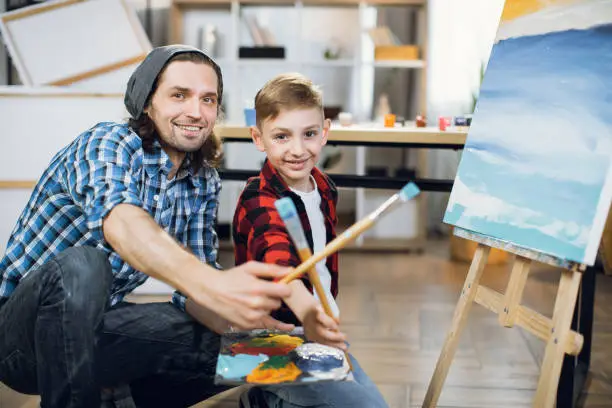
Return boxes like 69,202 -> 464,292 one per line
216,124 -> 466,191
217,124 -> 466,249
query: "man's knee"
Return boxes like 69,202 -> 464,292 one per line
51,246 -> 113,307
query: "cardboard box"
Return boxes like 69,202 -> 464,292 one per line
450,231 -> 509,265
374,45 -> 419,61
598,206 -> 612,275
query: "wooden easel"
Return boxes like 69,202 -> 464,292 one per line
422,228 -> 586,408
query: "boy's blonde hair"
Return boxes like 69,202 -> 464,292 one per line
254,73 -> 323,128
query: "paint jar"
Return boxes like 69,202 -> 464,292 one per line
454,116 -> 469,126
415,114 -> 426,128
244,108 -> 256,126
384,114 -> 396,128
338,112 -> 352,127
438,116 -> 451,131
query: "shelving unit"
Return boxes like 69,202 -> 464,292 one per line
169,0 -> 427,119
169,0 -> 430,250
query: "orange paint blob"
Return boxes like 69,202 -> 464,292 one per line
229,334 -> 304,356
246,357 -> 302,384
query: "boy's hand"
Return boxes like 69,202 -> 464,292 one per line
303,305 -> 347,351
200,261 -> 292,330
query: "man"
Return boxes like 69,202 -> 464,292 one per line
0,45 -> 293,408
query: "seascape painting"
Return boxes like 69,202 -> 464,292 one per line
215,328 -> 352,385
444,0 -> 612,265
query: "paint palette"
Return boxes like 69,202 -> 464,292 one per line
215,328 -> 352,385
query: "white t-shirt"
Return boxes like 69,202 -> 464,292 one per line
290,176 -> 340,318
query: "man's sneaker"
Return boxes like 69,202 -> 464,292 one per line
238,386 -> 269,408
100,385 -> 137,408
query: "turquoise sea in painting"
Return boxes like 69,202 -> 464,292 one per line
444,6 -> 612,265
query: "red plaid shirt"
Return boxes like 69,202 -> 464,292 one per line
232,159 -> 339,325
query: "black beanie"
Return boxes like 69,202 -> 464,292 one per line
124,45 -> 220,119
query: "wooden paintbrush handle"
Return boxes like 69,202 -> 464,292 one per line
280,217 -> 375,284
297,248 -> 335,318
296,247 -> 353,371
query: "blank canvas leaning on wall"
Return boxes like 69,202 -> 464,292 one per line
0,0 -> 151,87
0,87 -> 127,181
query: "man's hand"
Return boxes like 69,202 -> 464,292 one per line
233,315 -> 296,332
186,300 -> 295,334
303,305 -> 347,350
192,261 -> 293,330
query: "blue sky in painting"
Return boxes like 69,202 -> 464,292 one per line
444,21 -> 612,264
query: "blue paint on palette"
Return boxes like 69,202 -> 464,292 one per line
216,354 -> 269,380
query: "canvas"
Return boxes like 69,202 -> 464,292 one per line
444,0 -> 612,265
215,328 -> 352,386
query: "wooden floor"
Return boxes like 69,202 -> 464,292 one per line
3,239 -> 612,407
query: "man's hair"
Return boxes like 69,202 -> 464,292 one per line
128,52 -> 223,170
254,73 -> 323,128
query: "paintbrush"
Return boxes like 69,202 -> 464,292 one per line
274,196 -> 353,370
275,197 -> 336,318
280,182 -> 420,285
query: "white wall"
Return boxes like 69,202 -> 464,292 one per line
425,0 -> 505,233
0,89 -> 128,252
0,190 -> 32,255
0,0 -> 6,85
428,0 -> 504,117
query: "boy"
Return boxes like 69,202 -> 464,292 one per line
233,73 -> 389,408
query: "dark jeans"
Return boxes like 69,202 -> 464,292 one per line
0,247 -> 231,408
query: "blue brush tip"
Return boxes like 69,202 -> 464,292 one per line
274,197 -> 298,220
399,182 -> 420,201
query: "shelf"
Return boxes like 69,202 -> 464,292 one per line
218,236 -> 425,252
173,0 -> 232,6
212,58 -> 230,65
218,169 -> 456,192
216,124 -> 467,146
215,59 -> 423,68
239,0 -> 296,5
305,0 -> 425,5
235,59 -> 356,67
344,237 -> 425,252
237,59 -> 297,66
302,59 -> 355,67
173,0 -> 425,5
170,0 -> 431,244
370,60 -> 425,68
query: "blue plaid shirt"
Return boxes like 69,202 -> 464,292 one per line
0,122 -> 221,311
